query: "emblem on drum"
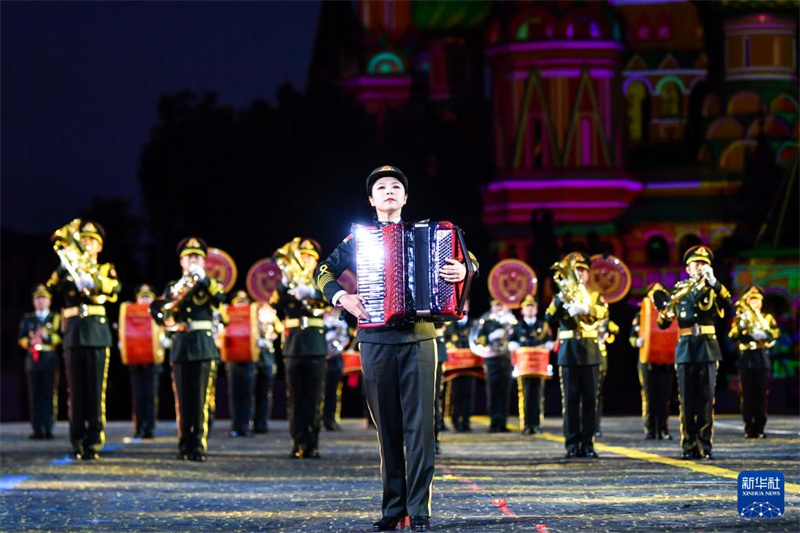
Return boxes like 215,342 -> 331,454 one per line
205,247 -> 238,292
246,258 -> 283,303
488,259 -> 538,308
588,254 -> 631,304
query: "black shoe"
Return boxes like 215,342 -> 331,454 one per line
594,429 -> 603,438
372,516 -> 403,531
645,433 -> 656,440
584,448 -> 599,459
253,427 -> 269,434
177,452 -> 189,460
29,433 -> 43,440
565,450 -> 578,458
522,427 -> 534,436
44,432 -> 54,440
487,426 -> 499,433
434,441 -> 441,455
142,431 -> 154,439
532,427 -> 543,434
701,451 -> 713,460
83,451 -> 99,461
680,450 -> 700,460
189,452 -> 207,462
497,426 -> 510,433
288,448 -> 303,459
303,450 -> 321,459
410,516 -> 430,531
661,432 -> 673,440
757,433 -> 767,439
72,450 -> 85,460
324,421 -> 341,431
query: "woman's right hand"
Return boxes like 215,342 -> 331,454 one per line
339,294 -> 369,321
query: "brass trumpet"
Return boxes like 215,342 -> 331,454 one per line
51,218 -> 98,297
150,272 -> 201,329
653,272 -> 704,322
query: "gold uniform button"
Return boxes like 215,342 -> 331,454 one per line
100,318 -> 106,324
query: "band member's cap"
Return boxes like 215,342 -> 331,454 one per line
366,165 -> 408,196
79,220 -> 106,245
134,283 -> 156,300
520,294 -> 537,308
231,290 -> 250,306
742,285 -> 764,300
566,251 -> 591,270
298,238 -> 321,259
32,284 -> 51,299
683,245 -> 713,266
177,237 -> 208,258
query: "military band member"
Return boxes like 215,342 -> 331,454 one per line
128,284 -> 162,439
508,295 -> 552,435
47,220 -> 120,460
156,237 -> 226,462
658,245 -> 731,460
322,307 -> 349,431
474,300 -> 517,433
630,283 -> 674,440
543,252 -> 607,459
273,238 -> 327,459
729,286 -> 780,439
254,301 -> 282,434
225,290 -> 256,438
315,165 -> 477,532
594,318 -> 618,438
17,284 -> 61,439
444,302 -> 475,432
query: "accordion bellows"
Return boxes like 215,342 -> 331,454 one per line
354,221 -> 473,328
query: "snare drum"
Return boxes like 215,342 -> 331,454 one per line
512,346 -> 550,379
443,348 -> 485,382
220,304 -> 259,363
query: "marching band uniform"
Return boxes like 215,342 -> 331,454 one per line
315,166 -> 477,532
433,320 -> 449,453
273,238 -> 328,459
47,221 -> 121,460
658,245 -> 732,460
543,252 -> 607,459
17,284 -> 61,439
630,283 -> 674,440
128,283 -> 162,439
254,302 -> 281,434
157,237 -> 226,462
444,312 -> 475,432
509,295 -> 551,435
474,301 -> 517,433
594,318 -> 618,437
322,308 -> 349,431
225,291 -> 256,438
729,286 -> 780,439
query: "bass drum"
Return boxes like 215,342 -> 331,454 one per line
512,347 -> 551,379
119,303 -> 165,365
442,348 -> 485,382
219,304 -> 260,363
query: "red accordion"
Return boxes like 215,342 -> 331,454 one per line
354,221 -> 474,328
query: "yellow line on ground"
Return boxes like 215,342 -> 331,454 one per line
535,432 -> 800,494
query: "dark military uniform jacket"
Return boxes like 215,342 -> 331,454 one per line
657,280 -> 732,364
473,313 -> 517,356
47,263 -> 121,348
444,318 -> 471,350
315,223 -> 479,345
17,311 -> 61,369
510,318 -> 549,348
729,311 -> 779,370
544,291 -> 607,366
162,276 -> 226,363
273,284 -> 327,357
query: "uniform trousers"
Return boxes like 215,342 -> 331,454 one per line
323,354 -> 344,426
361,340 -> 437,519
129,363 -> 161,436
448,375 -> 475,430
64,347 -> 109,454
253,352 -> 275,432
740,366 -> 768,436
638,362 -> 673,436
483,355 -> 512,430
226,362 -> 255,433
172,360 -> 212,454
518,376 -> 545,430
284,355 -> 326,454
559,364 -> 599,453
676,361 -> 717,454
25,353 -> 58,437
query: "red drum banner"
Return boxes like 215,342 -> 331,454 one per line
488,259 -> 537,309
206,247 -> 237,293
588,254 -> 631,304
246,258 -> 283,303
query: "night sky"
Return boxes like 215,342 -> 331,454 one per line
1,1 -> 321,234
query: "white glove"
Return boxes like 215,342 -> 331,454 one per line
76,273 -> 95,291
508,341 -> 521,352
160,337 -> 173,349
567,303 -> 589,317
751,329 -> 768,341
257,338 -> 268,348
635,338 -> 645,348
289,283 -> 315,300
188,264 -> 206,280
325,330 -> 337,342
702,265 -> 716,286
488,329 -> 506,342
544,340 -> 555,351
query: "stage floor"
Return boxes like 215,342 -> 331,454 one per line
1,415 -> 798,531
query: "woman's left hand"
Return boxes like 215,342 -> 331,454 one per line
440,258 -> 466,283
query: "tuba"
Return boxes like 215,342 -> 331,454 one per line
51,218 -> 98,297
274,238 -> 327,316
468,309 -> 518,357
550,256 -> 598,329
735,300 -> 776,348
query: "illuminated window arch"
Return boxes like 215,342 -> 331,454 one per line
727,91 -> 763,115
626,81 -> 649,142
515,17 -> 553,40
719,140 -> 757,172
367,52 -> 405,75
660,82 -> 681,117
706,117 -> 744,140
655,76 -> 686,95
